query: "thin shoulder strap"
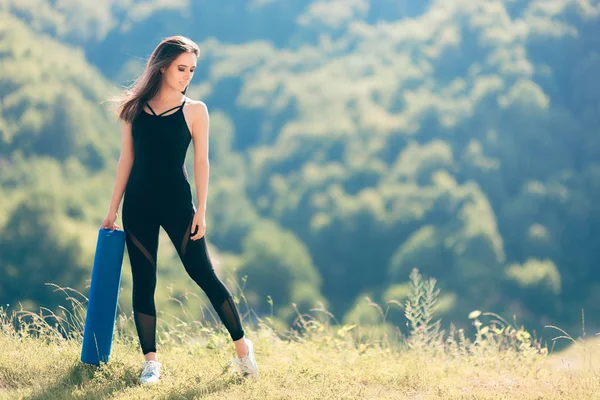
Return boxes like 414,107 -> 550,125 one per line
157,105 -> 181,116
146,102 -> 158,116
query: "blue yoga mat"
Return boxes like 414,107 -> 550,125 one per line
81,228 -> 126,365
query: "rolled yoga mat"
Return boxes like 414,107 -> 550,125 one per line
81,228 -> 127,365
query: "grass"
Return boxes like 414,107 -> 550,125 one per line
1,269 -> 599,399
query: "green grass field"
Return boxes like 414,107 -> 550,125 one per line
1,272 -> 599,399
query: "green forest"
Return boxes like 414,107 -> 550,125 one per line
0,0 -> 599,343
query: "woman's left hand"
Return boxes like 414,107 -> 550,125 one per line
190,211 -> 206,240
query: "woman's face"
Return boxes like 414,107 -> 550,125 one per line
161,52 -> 197,92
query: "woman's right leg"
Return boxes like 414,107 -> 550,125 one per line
123,199 -> 161,360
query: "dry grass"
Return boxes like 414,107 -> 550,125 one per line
1,270 -> 599,399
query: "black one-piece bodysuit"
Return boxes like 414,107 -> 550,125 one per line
122,97 -> 244,355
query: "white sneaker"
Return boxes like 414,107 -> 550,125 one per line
140,360 -> 161,384
230,338 -> 259,379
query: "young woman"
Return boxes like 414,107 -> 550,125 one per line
101,35 -> 258,384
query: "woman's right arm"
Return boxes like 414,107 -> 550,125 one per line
101,120 -> 134,230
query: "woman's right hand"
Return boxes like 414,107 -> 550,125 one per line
101,210 -> 121,231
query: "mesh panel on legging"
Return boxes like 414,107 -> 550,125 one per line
134,311 -> 157,354
215,295 -> 245,341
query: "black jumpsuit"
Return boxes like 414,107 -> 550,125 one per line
122,97 -> 244,355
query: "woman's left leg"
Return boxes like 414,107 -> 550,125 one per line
160,205 -> 246,348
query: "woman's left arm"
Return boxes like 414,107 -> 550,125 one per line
190,101 -> 210,240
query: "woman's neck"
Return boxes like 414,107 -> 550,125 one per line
153,86 -> 184,103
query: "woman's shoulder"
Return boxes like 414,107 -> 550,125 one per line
184,97 -> 208,117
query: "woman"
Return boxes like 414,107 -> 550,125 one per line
101,35 -> 258,384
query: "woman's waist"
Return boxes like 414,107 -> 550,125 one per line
129,164 -> 188,181
124,178 -> 192,208
126,171 -> 191,192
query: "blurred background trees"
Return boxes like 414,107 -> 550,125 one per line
1,0 -> 599,340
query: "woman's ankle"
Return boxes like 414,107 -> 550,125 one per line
233,337 -> 249,358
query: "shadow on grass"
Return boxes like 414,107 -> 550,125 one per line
24,360 -> 138,400
163,373 -> 247,400
23,360 -> 243,400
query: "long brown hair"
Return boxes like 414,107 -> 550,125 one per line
113,36 -> 200,123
